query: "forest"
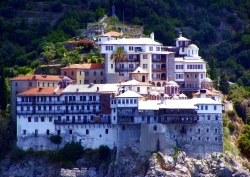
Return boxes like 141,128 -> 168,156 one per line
1,0 -> 250,163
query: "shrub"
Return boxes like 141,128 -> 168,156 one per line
58,141 -> 84,162
99,145 -> 110,161
228,121 -> 236,133
51,0 -> 63,12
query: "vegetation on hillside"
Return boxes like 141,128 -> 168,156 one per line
1,0 -> 250,162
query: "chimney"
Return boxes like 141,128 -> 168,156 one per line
200,89 -> 206,98
150,32 -> 154,41
179,31 -> 182,37
160,92 -> 164,104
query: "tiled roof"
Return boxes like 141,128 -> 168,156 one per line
61,64 -> 104,70
10,75 -> 63,81
102,31 -> 120,37
18,87 -> 63,96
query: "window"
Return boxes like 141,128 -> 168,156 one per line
86,129 -> 89,135
149,47 -> 153,51
106,46 -> 113,51
49,117 -> 53,122
28,117 -> 31,122
23,130 -> 26,135
34,117 -> 38,122
156,47 -> 160,51
38,106 -> 41,111
201,106 -> 203,110
122,125 -> 125,130
129,64 -> 133,68
143,54 -> 147,59
137,87 -> 140,92
143,64 -> 148,69
206,137 -> 209,141
58,116 -> 61,121
15,82 -> 18,87
94,71 -> 96,76
215,115 -> 218,120
66,116 -> 70,121
215,137 -> 218,141
206,128 -> 209,133
134,99 -> 137,104
80,71 -> 82,75
129,46 -> 134,51
105,129 -> 108,134
85,71 -> 89,76
113,116 -> 116,121
205,106 -> 208,110
215,128 -> 218,133
49,106 -> 52,111
198,129 -> 200,133
29,82 -> 32,86
198,137 -> 201,140
35,129 -> 38,136
41,117 -> 45,122
101,71 -> 103,75
57,130 -> 60,135
207,115 -> 210,120
187,65 -> 189,69
47,130 -> 50,135
69,130 -> 72,134
111,64 -> 113,69
57,106 -> 60,111
189,137 -> 193,140
214,106 -> 217,110
201,74 -> 204,79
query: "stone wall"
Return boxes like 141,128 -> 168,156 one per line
105,73 -> 129,83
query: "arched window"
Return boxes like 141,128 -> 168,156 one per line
157,82 -> 161,87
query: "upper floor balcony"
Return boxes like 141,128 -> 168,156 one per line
152,58 -> 166,62
115,67 -> 137,72
54,118 -> 110,124
120,58 -> 140,62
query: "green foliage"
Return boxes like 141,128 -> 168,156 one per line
49,135 -> 62,145
227,110 -> 237,118
95,8 -> 105,20
238,125 -> 250,158
0,63 -> 8,111
58,141 -> 84,162
99,145 -> 110,161
50,0 -> 63,12
0,6 -> 16,19
74,38 -> 95,52
61,51 -> 81,66
228,122 -> 236,133
17,66 -> 32,75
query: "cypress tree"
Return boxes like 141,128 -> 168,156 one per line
0,63 -> 7,111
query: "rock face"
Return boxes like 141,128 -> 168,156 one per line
146,151 -> 250,177
0,156 -> 60,177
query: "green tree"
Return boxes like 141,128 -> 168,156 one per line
0,63 -> 7,111
110,47 -> 126,75
49,135 -> 62,150
95,8 -> 105,20
59,141 -> 84,162
238,125 -> 250,158
51,0 -> 63,12
219,71 -> 229,94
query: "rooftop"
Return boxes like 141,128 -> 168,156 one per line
116,90 -> 143,98
102,31 -> 120,37
18,87 -> 63,96
101,38 -> 162,45
61,64 -> 104,70
120,79 -> 151,86
10,75 -> 63,81
62,84 -> 118,93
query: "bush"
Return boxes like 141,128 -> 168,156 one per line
51,0 -> 63,12
99,145 -> 110,161
228,121 -> 236,133
58,141 -> 84,162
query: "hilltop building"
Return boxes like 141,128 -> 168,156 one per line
100,32 -> 206,96
12,31 -> 222,159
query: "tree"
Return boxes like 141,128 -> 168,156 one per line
0,63 -> 7,111
51,0 -> 63,12
110,47 -> 126,75
59,141 -> 84,162
49,135 -> 62,150
238,125 -> 250,158
219,71 -> 229,94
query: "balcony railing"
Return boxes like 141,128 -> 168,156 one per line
54,119 -> 111,124
120,58 -> 140,62
115,67 -> 137,72
161,119 -> 197,124
152,58 -> 165,62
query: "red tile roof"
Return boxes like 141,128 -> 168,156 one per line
10,75 -> 63,81
102,31 -> 120,37
18,87 -> 63,96
61,64 -> 104,70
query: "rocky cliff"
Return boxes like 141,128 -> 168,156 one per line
1,144 -> 250,177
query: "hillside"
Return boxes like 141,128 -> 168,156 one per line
1,0 -> 250,176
